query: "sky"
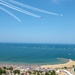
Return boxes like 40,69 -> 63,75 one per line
0,0 -> 75,44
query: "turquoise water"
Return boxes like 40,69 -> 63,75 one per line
0,43 -> 75,65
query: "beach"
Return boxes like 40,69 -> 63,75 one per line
41,59 -> 75,68
41,59 -> 75,75
0,44 -> 75,75
0,59 -> 75,75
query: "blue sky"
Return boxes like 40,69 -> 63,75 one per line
0,0 -> 75,44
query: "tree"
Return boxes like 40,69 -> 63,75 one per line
72,65 -> 75,68
3,67 -> 7,70
0,68 -> 2,75
51,70 -> 56,75
21,73 -> 24,75
2,70 -> 6,75
13,70 -> 16,75
39,71 -> 43,73
45,72 -> 49,75
37,72 -> 40,75
8,67 -> 13,75
27,71 -> 32,74
64,67 -> 67,69
48,71 -> 51,73
13,70 -> 20,75
9,67 -> 13,71
17,70 -> 20,75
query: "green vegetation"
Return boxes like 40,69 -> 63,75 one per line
3,66 -> 7,69
21,73 -> 24,75
45,72 -> 49,75
27,71 -> 32,74
0,68 -> 2,75
9,67 -> 13,71
0,66 -> 58,75
37,72 -> 40,75
72,65 -> 75,68
2,70 -> 6,74
64,67 -> 67,69
7,67 -> 13,71
0,68 -> 7,75
50,70 -> 56,75
13,70 -> 20,75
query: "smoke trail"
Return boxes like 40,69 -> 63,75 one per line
0,0 -> 41,18
6,0 -> 62,16
0,6 -> 21,22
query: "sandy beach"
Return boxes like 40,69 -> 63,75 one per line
41,59 -> 75,69
0,59 -> 75,75
41,59 -> 75,75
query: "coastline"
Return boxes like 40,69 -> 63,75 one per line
0,59 -> 75,75
0,58 -> 70,65
0,59 -> 75,68
41,59 -> 75,69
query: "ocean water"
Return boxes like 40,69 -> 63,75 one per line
0,43 -> 75,65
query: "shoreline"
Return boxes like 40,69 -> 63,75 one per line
41,59 -> 75,69
0,59 -> 75,68
0,58 -> 70,65
0,59 -> 75,75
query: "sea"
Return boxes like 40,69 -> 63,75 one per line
0,43 -> 75,65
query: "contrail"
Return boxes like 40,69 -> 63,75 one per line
0,6 -> 21,22
6,0 -> 62,16
0,0 -> 41,18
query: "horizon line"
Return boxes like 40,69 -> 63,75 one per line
0,42 -> 75,45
